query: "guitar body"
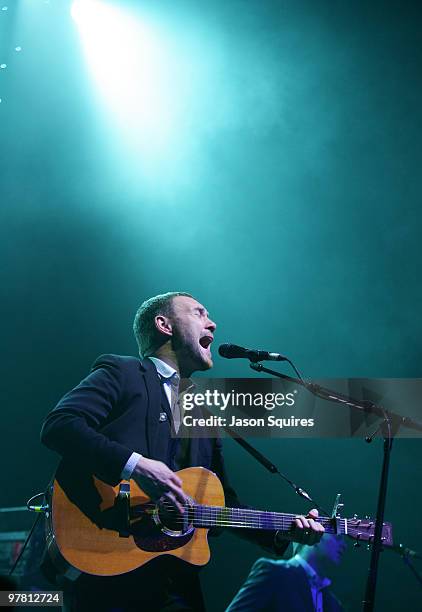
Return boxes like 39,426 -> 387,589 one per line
47,467 -> 224,577
46,464 -> 393,579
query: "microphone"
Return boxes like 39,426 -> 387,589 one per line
218,343 -> 288,363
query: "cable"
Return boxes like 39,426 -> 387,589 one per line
26,492 -> 49,513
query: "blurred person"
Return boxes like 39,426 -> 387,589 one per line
226,533 -> 346,611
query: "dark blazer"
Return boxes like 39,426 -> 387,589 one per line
42,355 -> 223,484
41,354 -> 286,552
226,558 -> 343,612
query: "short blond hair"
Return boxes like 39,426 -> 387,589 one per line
133,291 -> 193,357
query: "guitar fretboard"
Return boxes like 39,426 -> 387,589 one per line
192,505 -> 347,534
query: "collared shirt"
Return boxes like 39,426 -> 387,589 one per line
121,357 -> 192,479
291,555 -> 331,612
150,356 -> 195,403
148,356 -> 178,409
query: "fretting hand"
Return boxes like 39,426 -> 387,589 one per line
276,508 -> 325,546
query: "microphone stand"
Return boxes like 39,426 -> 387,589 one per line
248,361 -> 422,612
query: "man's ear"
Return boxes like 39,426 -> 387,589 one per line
154,315 -> 173,338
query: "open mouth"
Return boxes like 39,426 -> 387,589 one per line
199,336 -> 213,350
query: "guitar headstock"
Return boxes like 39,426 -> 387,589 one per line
346,517 -> 393,547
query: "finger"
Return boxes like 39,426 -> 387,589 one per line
168,483 -> 187,505
163,491 -> 185,515
169,473 -> 183,487
295,516 -> 310,529
308,519 -> 324,533
307,508 -> 319,519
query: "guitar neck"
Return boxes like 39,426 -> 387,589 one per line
192,505 -> 346,534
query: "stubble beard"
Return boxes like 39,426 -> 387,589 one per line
172,327 -> 212,376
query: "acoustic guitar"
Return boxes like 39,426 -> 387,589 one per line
46,466 -> 393,577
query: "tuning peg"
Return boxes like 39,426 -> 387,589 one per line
354,533 -> 362,548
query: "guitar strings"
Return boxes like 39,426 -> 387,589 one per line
129,509 -> 369,535
135,502 -> 337,522
134,502 -> 345,524
129,502 -> 350,532
132,516 -> 348,533
135,502 -> 334,523
130,502 -> 372,534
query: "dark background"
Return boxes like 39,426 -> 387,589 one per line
1,1 -> 421,609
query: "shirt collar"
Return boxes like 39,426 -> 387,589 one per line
148,356 -> 177,379
148,356 -> 195,393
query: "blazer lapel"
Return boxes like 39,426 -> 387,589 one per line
187,404 -> 202,466
140,358 -> 164,457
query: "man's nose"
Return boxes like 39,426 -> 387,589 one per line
207,318 -> 217,333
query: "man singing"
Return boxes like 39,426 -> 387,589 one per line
41,292 -> 323,611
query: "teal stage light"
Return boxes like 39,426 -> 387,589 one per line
70,0 -> 173,150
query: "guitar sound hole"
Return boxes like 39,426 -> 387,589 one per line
154,497 -> 194,537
